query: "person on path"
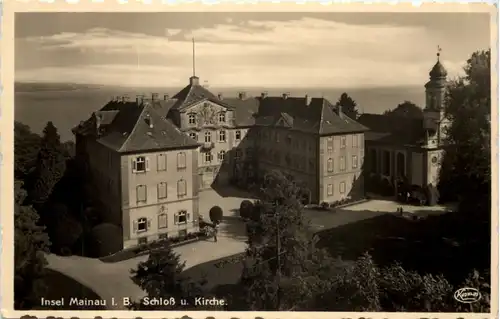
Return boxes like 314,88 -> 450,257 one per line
213,223 -> 219,242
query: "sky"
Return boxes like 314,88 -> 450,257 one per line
15,12 -> 491,89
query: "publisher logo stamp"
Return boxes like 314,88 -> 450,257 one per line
454,288 -> 482,303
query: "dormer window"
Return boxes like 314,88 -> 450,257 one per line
188,113 -> 196,125
218,112 -> 226,123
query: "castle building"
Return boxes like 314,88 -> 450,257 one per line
73,76 -> 368,249
357,52 -> 450,188
73,51 -> 444,250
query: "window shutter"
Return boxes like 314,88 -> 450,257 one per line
147,219 -> 152,230
132,158 -> 137,173
133,220 -> 138,232
187,213 -> 191,221
174,213 -> 179,225
145,157 -> 150,171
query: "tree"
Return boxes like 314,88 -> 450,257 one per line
335,93 -> 359,120
87,223 -> 122,257
14,122 -> 42,180
239,200 -> 254,219
383,101 -> 423,118
240,170 -> 338,310
14,181 -> 51,309
44,203 -> 83,255
29,121 -> 66,208
130,243 -> 205,310
209,206 -> 223,225
438,49 -> 490,216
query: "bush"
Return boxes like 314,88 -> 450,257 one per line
209,206 -> 223,224
320,202 -> 329,210
87,223 -> 122,258
249,202 -> 262,222
239,200 -> 254,219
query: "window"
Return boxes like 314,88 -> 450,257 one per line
133,156 -> 148,173
188,113 -> 196,125
218,130 -> 226,142
159,233 -> 168,240
327,184 -> 333,196
204,131 -> 212,143
177,179 -> 187,197
136,217 -> 148,232
138,237 -> 148,245
235,149 -> 242,160
286,135 -> 292,145
218,112 -> 226,123
397,153 -> 405,177
285,154 -> 291,166
352,135 -> 358,148
177,152 -> 186,170
383,151 -> 391,175
327,158 -> 334,172
189,132 -> 198,141
205,152 -> 213,163
235,130 -> 241,141
136,185 -> 147,203
158,214 -> 168,229
157,154 -> 167,171
340,182 -> 346,194
157,182 -> 167,199
327,137 -> 333,152
340,136 -> 347,149
352,155 -> 358,169
340,156 -> 346,171
175,210 -> 190,225
275,131 -> 280,143
370,149 -> 377,172
218,150 -> 226,162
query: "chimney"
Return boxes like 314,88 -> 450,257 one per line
152,93 -> 159,101
305,94 -> 312,105
238,92 -> 247,100
163,94 -> 169,101
261,91 -> 268,99
190,76 -> 200,86
218,93 -> 223,100
136,95 -> 144,105
282,92 -> 290,100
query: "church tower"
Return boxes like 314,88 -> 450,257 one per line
423,47 -> 450,149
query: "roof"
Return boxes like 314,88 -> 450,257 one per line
223,96 -> 368,135
429,60 -> 447,78
357,113 -> 426,146
170,78 -> 234,111
75,100 -> 199,153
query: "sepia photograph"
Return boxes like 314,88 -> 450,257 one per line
5,7 -> 496,316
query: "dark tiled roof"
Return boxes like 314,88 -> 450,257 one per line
357,113 -> 426,146
76,100 -> 199,153
223,96 -> 368,135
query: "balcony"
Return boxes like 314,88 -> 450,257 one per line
200,142 -> 215,151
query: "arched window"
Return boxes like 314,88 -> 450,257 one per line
327,158 -> 334,172
396,153 -> 405,178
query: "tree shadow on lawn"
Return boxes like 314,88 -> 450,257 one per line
315,210 -> 490,286
34,269 -> 106,310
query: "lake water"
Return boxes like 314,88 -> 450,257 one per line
15,85 -> 425,142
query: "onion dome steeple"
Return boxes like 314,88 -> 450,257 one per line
429,46 -> 447,79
